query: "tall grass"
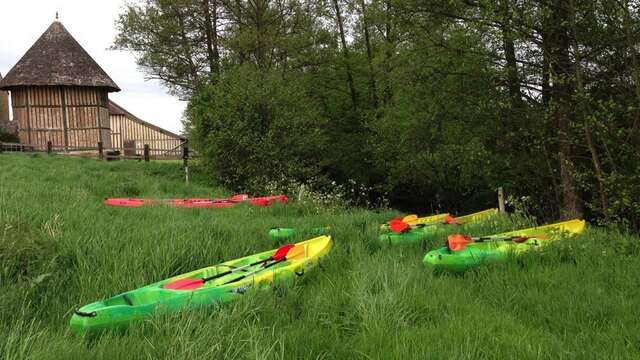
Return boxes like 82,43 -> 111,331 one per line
0,154 -> 638,359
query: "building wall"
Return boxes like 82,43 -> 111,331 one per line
10,86 -> 111,149
0,73 -> 10,125
0,88 -> 9,124
109,113 -> 183,156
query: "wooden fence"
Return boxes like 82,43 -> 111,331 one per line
0,140 -> 191,162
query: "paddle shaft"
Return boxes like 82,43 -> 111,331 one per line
412,220 -> 446,228
471,235 -> 537,243
202,257 -> 272,283
222,257 -> 286,285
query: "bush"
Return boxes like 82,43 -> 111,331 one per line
187,65 -> 329,194
0,130 -> 19,143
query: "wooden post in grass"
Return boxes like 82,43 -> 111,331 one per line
182,141 -> 189,185
97,141 -> 103,160
47,141 -> 52,155
143,144 -> 150,162
498,187 -> 506,213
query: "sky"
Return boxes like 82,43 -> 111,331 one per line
0,0 -> 186,134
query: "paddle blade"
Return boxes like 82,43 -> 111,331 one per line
389,219 -> 410,233
164,278 -> 204,290
444,215 -> 464,225
272,244 -> 296,261
402,214 -> 418,223
447,234 -> 473,251
285,244 -> 306,260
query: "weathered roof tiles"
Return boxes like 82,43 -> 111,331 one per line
0,21 -> 120,92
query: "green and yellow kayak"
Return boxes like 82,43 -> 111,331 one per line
379,213 -> 450,233
423,219 -> 586,273
379,208 -> 498,245
268,227 -> 331,241
70,236 -> 333,334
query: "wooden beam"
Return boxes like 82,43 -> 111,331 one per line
26,88 -> 32,145
61,87 -> 69,151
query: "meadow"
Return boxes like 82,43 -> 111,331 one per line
0,154 -> 638,359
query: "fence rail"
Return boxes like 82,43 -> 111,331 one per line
0,140 -> 195,162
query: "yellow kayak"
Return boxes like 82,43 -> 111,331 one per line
456,208 -> 499,223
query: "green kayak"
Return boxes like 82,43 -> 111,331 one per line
268,227 -> 331,241
423,219 -> 586,273
379,213 -> 450,234
379,208 -> 498,245
70,236 -> 332,334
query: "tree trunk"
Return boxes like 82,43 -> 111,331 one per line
500,0 -> 522,111
545,0 -> 583,218
252,0 -> 268,69
621,0 -> 640,143
202,0 -> 220,77
359,0 -> 379,111
332,0 -> 359,109
175,4 -> 199,88
542,52 -> 551,107
568,0 -> 609,220
383,0 -> 393,105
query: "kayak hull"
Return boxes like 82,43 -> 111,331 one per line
423,219 -> 586,273
379,227 -> 441,245
380,213 -> 449,233
70,235 -> 331,334
268,227 -> 331,241
455,208 -> 499,223
379,209 -> 498,245
103,195 -> 288,208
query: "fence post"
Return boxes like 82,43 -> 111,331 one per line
182,142 -> 189,185
97,141 -> 103,160
0,142 -> 3,153
47,141 -> 52,155
498,187 -> 506,214
143,144 -> 150,162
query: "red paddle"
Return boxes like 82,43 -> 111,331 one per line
447,233 -> 549,251
164,244 -> 296,291
443,215 -> 464,225
389,219 -> 411,233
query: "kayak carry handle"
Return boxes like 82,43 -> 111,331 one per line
74,309 -> 97,318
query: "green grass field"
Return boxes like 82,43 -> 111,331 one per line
1,154 -> 639,359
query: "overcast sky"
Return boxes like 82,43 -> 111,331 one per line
0,0 -> 186,134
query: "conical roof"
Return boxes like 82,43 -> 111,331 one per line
0,21 -> 120,92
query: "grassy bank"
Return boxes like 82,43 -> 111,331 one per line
0,154 -> 638,359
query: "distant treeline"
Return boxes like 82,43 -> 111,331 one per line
114,0 -> 640,230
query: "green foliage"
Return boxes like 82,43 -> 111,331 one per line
115,0 -> 640,229
188,65 -> 329,192
0,130 -> 19,143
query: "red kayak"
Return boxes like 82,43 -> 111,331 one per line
103,194 -> 288,208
